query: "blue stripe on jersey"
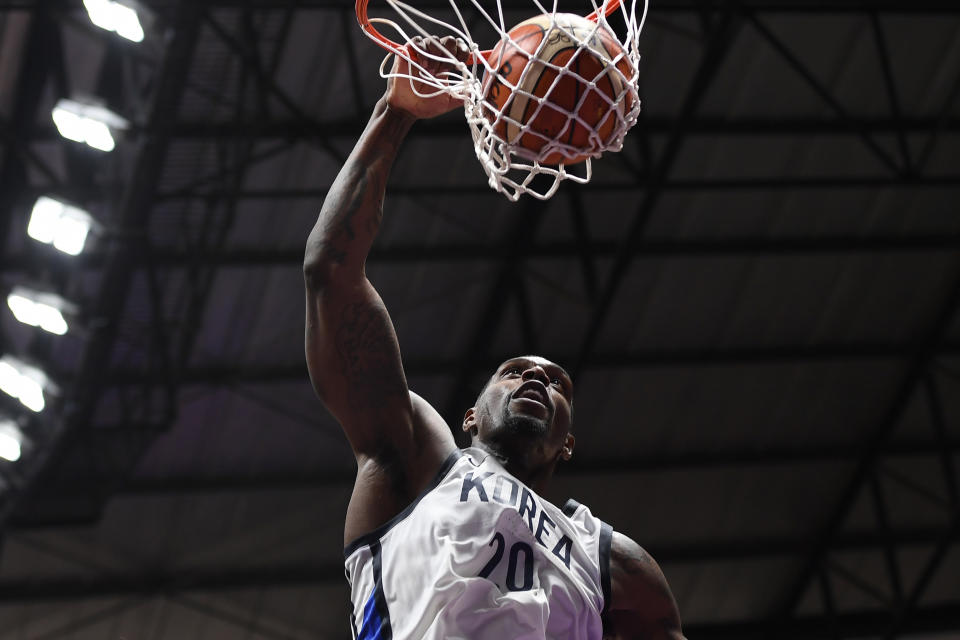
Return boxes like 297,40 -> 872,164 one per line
357,590 -> 385,640
357,540 -> 393,640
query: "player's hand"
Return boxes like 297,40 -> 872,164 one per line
385,35 -> 469,120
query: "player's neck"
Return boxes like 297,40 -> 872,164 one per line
471,440 -> 557,494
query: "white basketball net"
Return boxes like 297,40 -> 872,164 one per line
365,0 -> 648,201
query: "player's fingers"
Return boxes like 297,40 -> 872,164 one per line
404,36 -> 424,64
408,36 -> 425,65
444,36 -> 471,64
424,39 -> 447,77
437,35 -> 459,56
413,36 -> 464,73
431,36 -> 469,66
404,35 -> 468,90
391,38 -> 421,75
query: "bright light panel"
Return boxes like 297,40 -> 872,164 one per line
26,196 -> 62,243
7,288 -> 70,335
53,210 -> 92,255
51,99 -> 126,152
51,108 -> 86,143
83,0 -> 144,42
0,356 -> 48,413
81,119 -> 115,152
52,105 -> 115,151
28,196 -> 93,256
0,422 -> 22,462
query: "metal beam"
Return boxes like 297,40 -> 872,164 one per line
884,515 -> 960,640
0,8 -> 55,256
44,115 -> 960,140
96,341 -> 960,386
816,565 -> 841,640
6,0 -> 960,11
745,12 -> 900,174
437,193 -> 547,428
882,374 -> 960,639
870,14 -> 912,173
19,116 -> 960,145
769,272 -> 960,619
0,3 -> 204,531
4,233 -> 957,272
686,602 -> 960,640
90,0 -> 960,11
155,173 -> 960,198
0,556 -> 956,603
571,6 -> 743,379
18,437 -> 960,499
160,174 -> 960,203
8,174 -> 960,214
0,564 -> 342,601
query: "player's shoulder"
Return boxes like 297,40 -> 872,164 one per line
344,390 -> 456,544
407,389 -> 457,457
608,531 -> 678,615
353,390 -> 455,492
610,531 -> 652,570
409,390 -> 451,437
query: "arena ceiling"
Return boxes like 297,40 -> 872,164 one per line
0,0 -> 959,638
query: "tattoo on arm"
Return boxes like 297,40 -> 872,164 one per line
323,170 -> 364,265
622,546 -> 653,573
606,534 -> 684,640
621,543 -> 673,601
335,300 -> 406,410
312,167 -> 385,267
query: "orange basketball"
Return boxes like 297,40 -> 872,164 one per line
482,13 -> 634,165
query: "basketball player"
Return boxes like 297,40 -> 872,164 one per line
303,37 -> 684,639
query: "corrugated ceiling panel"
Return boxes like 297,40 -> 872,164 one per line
570,361 -> 902,456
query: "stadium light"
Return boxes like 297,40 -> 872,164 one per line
83,0 -> 145,43
0,355 -> 55,413
27,196 -> 96,256
0,419 -> 23,462
51,98 -> 128,152
7,287 -> 76,336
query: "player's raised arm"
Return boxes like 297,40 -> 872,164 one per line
303,38 -> 463,472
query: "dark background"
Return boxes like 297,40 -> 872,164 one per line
0,1 -> 958,638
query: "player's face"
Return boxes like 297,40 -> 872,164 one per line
465,356 -> 574,466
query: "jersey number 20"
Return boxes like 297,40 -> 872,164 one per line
478,532 -> 534,591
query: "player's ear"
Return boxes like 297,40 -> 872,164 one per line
462,407 -> 478,435
561,433 -> 575,460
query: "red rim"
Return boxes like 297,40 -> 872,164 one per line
355,0 -> 625,64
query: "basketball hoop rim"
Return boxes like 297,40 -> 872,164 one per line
355,0 -> 626,63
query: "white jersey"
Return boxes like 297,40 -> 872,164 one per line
344,447 -> 613,640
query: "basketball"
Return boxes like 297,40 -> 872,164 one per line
482,13 -> 634,165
